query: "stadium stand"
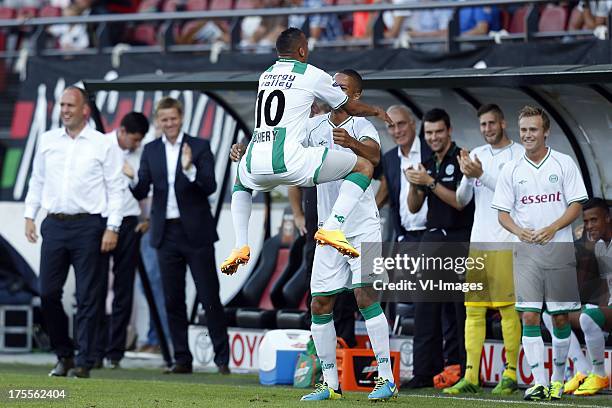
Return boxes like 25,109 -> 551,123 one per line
508,4 -> 529,33
538,4 -> 568,32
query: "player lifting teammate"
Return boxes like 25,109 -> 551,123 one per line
221,28 -> 393,275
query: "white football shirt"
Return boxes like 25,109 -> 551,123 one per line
304,114 -> 380,238
245,59 -> 348,175
491,147 -> 588,243
457,141 -> 524,242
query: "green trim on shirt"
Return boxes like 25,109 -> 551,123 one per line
524,147 -> 551,169
291,61 -> 308,75
313,147 -> 329,184
272,127 -> 287,174
245,139 -> 255,173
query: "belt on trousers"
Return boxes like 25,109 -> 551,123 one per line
48,213 -> 92,221
166,218 -> 181,224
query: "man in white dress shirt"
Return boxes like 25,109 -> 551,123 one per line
24,86 -> 124,378
94,112 -> 150,369
380,105 -> 430,243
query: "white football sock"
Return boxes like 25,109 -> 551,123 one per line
231,190 -> 251,248
580,312 -> 606,377
323,177 -> 367,230
311,319 -> 339,390
522,335 -> 548,386
365,313 -> 394,383
568,330 -> 591,375
543,312 -> 590,375
551,336 -> 570,383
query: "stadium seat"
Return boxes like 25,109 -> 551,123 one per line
132,24 -> 158,45
509,5 -> 529,33
162,0 -> 182,12
235,234 -> 305,329
281,245 -> 310,309
38,6 -> 62,18
16,7 -> 37,19
234,235 -> 285,329
187,0 -> 208,11
0,7 -> 16,20
270,236 -> 307,329
269,235 -> 304,307
208,0 -> 234,10
499,8 -> 511,31
235,0 -> 255,9
538,5 -> 567,32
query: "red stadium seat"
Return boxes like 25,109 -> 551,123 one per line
208,0 -> 233,10
132,24 -> 158,45
538,5 -> 567,32
39,6 -> 62,18
235,0 -> 255,9
509,5 -> 529,33
0,7 -> 16,20
187,0 -> 208,11
499,9 -> 511,31
17,7 -> 37,19
162,0 -> 181,11
335,0 -> 354,5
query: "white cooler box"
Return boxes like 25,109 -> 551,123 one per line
258,329 -> 310,385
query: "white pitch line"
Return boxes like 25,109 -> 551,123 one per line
403,393 -> 607,408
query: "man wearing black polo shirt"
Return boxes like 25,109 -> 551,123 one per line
405,108 -> 474,388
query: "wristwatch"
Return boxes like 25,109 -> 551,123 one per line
107,225 -> 120,233
427,180 -> 437,190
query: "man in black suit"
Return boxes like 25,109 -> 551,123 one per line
380,105 -> 431,243
129,97 -> 230,374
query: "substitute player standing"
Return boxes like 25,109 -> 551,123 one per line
297,70 -> 397,402
445,104 -> 523,395
492,106 -> 588,401
221,28 -> 393,275
574,197 -> 611,396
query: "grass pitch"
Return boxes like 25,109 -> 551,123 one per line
0,364 -> 610,407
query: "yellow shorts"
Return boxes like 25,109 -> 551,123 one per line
465,248 -> 515,308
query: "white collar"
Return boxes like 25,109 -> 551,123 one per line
162,131 -> 184,146
397,136 -> 420,158
62,124 -> 93,140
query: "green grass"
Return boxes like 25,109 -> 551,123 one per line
0,364 -> 610,407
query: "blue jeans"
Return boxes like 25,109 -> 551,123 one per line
140,230 -> 171,346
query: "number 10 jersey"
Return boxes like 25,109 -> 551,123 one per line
244,58 -> 349,175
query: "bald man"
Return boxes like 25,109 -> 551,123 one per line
25,86 -> 124,378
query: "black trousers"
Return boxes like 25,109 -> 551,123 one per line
95,216 -> 140,362
157,221 -> 229,367
412,228 -> 469,378
39,214 -> 105,368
